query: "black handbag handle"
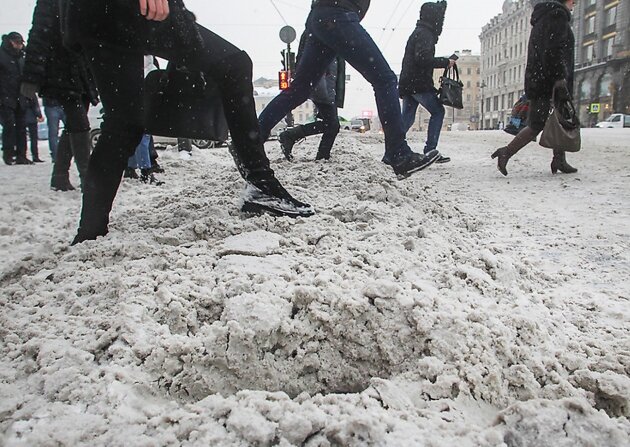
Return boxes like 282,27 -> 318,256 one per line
441,63 -> 460,82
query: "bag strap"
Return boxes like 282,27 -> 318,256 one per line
441,64 -> 460,82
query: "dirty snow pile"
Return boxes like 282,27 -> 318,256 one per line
1,129 -> 629,446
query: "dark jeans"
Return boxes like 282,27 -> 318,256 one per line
0,105 -> 27,159
401,92 -> 445,153
258,6 -> 412,162
44,105 -> 66,161
77,23 -> 271,239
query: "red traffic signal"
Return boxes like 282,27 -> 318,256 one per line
279,70 -> 291,91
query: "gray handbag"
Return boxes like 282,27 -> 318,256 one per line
539,90 -> 581,153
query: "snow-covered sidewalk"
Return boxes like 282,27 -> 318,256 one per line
1,129 -> 629,446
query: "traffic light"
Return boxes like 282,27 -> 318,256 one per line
280,49 -> 296,72
279,70 -> 290,90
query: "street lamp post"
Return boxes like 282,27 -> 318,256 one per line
480,81 -> 487,130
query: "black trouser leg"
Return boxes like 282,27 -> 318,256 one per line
153,25 -> 275,184
60,97 -> 92,186
73,48 -> 144,244
0,106 -> 17,163
14,106 -> 28,161
27,123 -> 39,159
51,132 -> 73,188
312,103 -> 340,158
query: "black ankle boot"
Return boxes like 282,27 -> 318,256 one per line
551,150 -> 578,174
123,168 -> 139,179
278,126 -> 306,161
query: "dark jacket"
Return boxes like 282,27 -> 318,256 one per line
59,0 -> 201,54
312,0 -> 370,19
398,2 -> 449,97
24,96 -> 42,125
0,39 -> 25,109
23,0 -> 98,105
524,1 -> 575,100
297,31 -> 346,108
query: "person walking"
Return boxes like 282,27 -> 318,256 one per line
0,32 -> 31,165
22,0 -> 99,191
399,1 -> 454,164
491,0 -> 577,176
258,0 -> 440,178
59,0 -> 314,244
23,95 -> 45,162
277,30 -> 345,162
43,98 -> 66,162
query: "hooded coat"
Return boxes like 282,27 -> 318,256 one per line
0,37 -> 25,109
524,1 -> 575,100
22,0 -> 98,104
59,0 -> 201,54
398,2 -> 449,97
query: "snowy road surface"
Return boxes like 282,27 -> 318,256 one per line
1,129 -> 629,446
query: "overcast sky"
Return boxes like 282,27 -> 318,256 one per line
2,0 -> 506,117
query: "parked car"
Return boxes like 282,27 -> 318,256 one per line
87,106 -> 227,149
595,113 -> 630,128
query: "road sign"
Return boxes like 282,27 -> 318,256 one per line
590,103 -> 601,114
279,26 -> 296,44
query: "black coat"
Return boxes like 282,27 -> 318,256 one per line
23,0 -> 98,104
312,0 -> 370,19
59,0 -> 201,54
0,40 -> 25,109
524,1 -> 575,100
398,21 -> 450,97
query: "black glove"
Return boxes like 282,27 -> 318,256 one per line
553,79 -> 571,102
20,82 -> 39,99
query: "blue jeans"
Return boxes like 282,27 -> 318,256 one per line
258,6 -> 412,162
401,92 -> 445,153
44,105 -> 66,161
127,134 -> 152,169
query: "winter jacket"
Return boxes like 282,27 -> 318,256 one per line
524,1 -> 575,100
312,0 -> 370,20
0,39 -> 25,109
398,2 -> 449,97
297,31 -> 346,108
23,0 -> 98,105
59,0 -> 202,54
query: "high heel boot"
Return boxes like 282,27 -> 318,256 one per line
551,149 -> 578,174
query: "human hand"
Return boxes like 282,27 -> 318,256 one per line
20,82 -> 39,98
38,116 -> 45,123
139,0 -> 170,21
448,59 -> 456,69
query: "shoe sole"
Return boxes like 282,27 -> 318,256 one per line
242,201 -> 315,218
435,157 -> 451,164
395,152 -> 441,180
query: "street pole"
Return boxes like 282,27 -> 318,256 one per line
480,81 -> 486,130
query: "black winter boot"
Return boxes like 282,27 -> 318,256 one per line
123,168 -> 139,179
140,168 -> 164,185
278,126 -> 306,161
72,131 -> 142,245
551,149 -> 578,174
51,133 -> 76,191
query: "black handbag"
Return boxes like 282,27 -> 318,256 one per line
143,63 -> 229,142
439,65 -> 464,110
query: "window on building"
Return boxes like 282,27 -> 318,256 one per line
476,67 -> 480,74
467,68 -> 471,75
606,6 -> 617,27
486,97 -> 491,111
605,36 -> 616,58
466,94 -> 471,102
585,16 -> 595,35
579,80 -> 591,100
598,74 -> 613,97
493,96 -> 499,111
508,92 -> 514,106
583,44 -> 595,61
467,80 -> 471,88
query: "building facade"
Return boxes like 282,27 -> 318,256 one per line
411,50 -> 481,132
253,77 -> 314,126
479,0 -> 534,130
572,0 -> 630,126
